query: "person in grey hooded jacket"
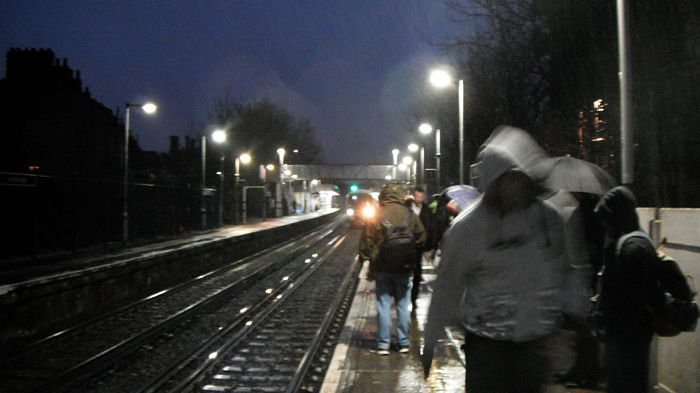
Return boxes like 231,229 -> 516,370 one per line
421,127 -> 576,392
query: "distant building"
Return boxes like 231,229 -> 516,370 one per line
0,48 -> 122,180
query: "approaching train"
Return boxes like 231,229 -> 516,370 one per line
345,190 -> 379,227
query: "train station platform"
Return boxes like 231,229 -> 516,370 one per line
320,259 -> 605,393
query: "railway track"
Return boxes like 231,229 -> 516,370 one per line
0,219 -> 358,393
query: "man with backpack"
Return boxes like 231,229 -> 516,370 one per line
360,182 -> 426,355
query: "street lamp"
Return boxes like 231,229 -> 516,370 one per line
408,142 -> 425,188
235,153 -> 252,223
402,156 -> 414,184
122,101 -> 157,244
419,122 -> 441,190
210,129 -> 227,227
430,68 -> 464,185
392,148 -> 399,179
276,148 -> 286,217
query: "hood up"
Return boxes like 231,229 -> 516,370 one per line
470,126 -> 546,192
379,182 -> 406,205
594,186 -> 640,236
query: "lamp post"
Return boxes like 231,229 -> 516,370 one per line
236,153 -> 252,223
212,129 -> 227,227
200,135 -> 207,228
402,156 -> 414,185
276,148 -> 285,217
430,69 -> 464,185
122,101 -> 157,244
419,122 -> 441,191
408,143 -> 422,187
391,149 -> 399,179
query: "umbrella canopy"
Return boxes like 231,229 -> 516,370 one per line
441,185 -> 481,212
532,156 -> 617,195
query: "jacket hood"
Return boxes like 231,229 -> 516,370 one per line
594,186 -> 639,235
379,182 -> 406,205
470,126 -> 545,192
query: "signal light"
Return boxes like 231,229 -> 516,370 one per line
350,184 -> 359,192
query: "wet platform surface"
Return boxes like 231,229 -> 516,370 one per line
321,259 -> 605,393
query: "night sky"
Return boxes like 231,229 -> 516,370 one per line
0,1 -> 461,164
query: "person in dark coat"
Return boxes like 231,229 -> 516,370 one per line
594,186 -> 663,393
360,182 -> 426,355
405,186 -> 435,312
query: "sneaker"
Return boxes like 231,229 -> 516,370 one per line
398,346 -> 410,354
370,347 -> 390,356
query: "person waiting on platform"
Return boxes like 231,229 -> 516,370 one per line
404,186 -> 436,313
422,127 -> 579,392
360,182 -> 426,355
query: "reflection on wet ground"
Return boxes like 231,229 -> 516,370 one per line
320,261 -> 603,393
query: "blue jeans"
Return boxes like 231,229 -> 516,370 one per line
374,272 -> 412,349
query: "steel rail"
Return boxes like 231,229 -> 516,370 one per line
159,234 -> 348,393
284,254 -> 360,392
27,221 -> 344,393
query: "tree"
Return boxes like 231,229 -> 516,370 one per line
430,0 -> 699,206
207,96 -> 324,222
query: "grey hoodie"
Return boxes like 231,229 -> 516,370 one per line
424,131 -> 570,348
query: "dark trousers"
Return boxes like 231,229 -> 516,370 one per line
463,332 -> 551,393
410,254 -> 422,306
604,335 -> 651,393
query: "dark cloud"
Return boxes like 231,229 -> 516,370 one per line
0,0 -> 457,164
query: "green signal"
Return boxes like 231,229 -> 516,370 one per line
350,184 -> 359,192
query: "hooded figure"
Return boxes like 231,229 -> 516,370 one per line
422,127 -> 572,392
360,182 -> 426,355
594,186 -> 659,393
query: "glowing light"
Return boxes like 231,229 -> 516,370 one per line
141,102 -> 157,114
208,352 -> 218,359
239,153 -> 252,164
408,143 -> 419,152
284,169 -> 291,176
239,307 -> 249,314
312,253 -> 318,258
212,129 -> 226,143
311,179 -> 319,185
398,163 -> 407,171
305,258 -> 312,263
266,164 -> 275,171
346,208 -> 355,216
361,205 -> 375,219
245,320 -> 253,326
430,69 -> 452,88
385,175 -> 392,180
592,137 -> 606,142
402,156 -> 413,165
265,288 -> 273,294
419,123 -> 433,134
291,174 -> 298,179
282,276 -> 289,281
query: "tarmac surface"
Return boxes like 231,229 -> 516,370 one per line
320,258 -> 605,393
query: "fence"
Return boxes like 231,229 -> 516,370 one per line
1,172 -> 218,261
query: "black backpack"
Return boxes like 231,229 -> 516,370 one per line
616,231 -> 699,337
378,214 -> 416,273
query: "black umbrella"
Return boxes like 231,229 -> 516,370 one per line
532,156 -> 617,195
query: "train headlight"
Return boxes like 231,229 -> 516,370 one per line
346,208 -> 355,216
361,205 -> 375,219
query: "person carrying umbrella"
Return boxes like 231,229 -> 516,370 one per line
533,155 -> 618,388
422,126 -> 583,392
